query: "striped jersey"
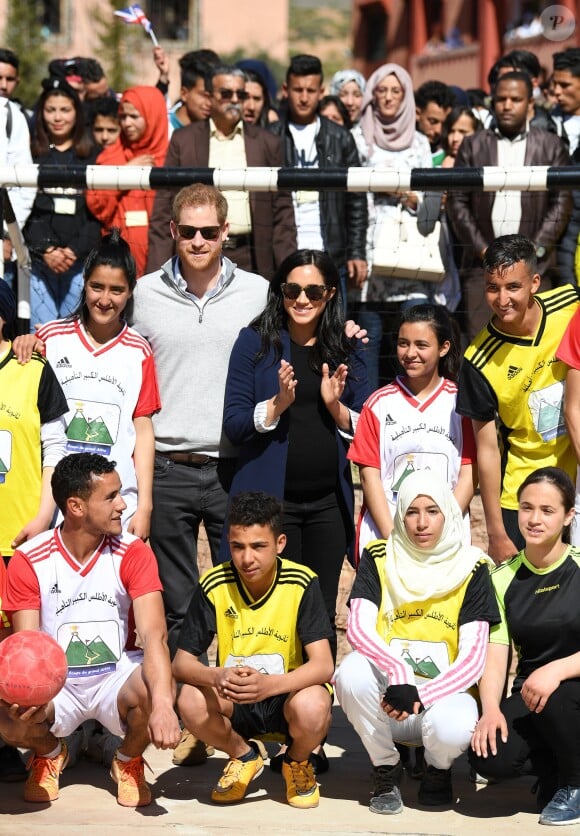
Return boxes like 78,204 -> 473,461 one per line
36,317 -> 161,522
457,286 -> 580,509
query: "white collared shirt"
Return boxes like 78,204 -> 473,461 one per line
492,126 -> 527,238
172,256 -> 227,303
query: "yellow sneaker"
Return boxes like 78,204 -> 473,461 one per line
111,752 -> 151,807
172,729 -> 215,765
282,758 -> 320,809
24,742 -> 69,803
211,753 -> 264,804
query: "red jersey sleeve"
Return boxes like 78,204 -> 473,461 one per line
4,551 -> 42,612
460,415 -> 477,465
557,307 -> 580,369
133,352 -> 161,419
119,538 -> 163,600
348,401 -> 381,469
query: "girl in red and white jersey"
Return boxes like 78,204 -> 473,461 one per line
349,304 -> 476,560
14,231 -> 160,540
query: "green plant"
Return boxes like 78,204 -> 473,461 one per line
5,0 -> 49,109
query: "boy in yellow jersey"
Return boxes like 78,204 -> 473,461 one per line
456,234 -> 580,564
173,491 -> 334,809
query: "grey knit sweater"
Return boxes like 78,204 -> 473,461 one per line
130,256 -> 269,457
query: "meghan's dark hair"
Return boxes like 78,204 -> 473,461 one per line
252,249 -> 351,373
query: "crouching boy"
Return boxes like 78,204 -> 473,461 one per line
173,491 -> 334,808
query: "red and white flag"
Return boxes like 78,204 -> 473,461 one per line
114,5 -> 159,45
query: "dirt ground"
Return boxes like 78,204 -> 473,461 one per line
197,488 -> 488,665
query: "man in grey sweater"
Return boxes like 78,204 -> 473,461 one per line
130,183 -> 269,763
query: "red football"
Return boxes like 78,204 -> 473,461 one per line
0,630 -> 68,706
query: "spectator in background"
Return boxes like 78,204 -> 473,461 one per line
79,58 -> 115,101
270,54 -> 367,306
415,80 -> 455,166
318,94 -> 350,128
148,65 -> 296,278
86,86 -> 169,277
553,48 -> 580,284
168,58 -> 211,134
0,47 -> 20,101
441,106 -> 481,167
447,71 -> 571,340
0,48 -> 35,277
352,62 -> 432,389
329,69 -> 366,126
242,69 -> 278,128
24,78 -> 100,327
88,96 -> 121,148
488,50 -> 565,140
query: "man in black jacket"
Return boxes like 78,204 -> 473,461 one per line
270,55 -> 367,300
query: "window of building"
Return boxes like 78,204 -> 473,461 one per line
362,2 -> 387,63
39,0 -> 61,34
147,0 -> 190,41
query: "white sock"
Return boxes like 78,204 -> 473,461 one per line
115,750 -> 133,763
42,742 -> 62,760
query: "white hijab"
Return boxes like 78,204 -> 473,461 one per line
383,470 -> 491,619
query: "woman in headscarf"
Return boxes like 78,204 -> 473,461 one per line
351,63 -> 433,391
335,470 -> 499,816
86,86 -> 169,277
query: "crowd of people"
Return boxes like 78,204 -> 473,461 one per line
1,39 -> 580,827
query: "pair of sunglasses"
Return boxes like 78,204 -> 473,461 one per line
280,283 -> 332,301
216,88 -> 249,102
175,224 -> 221,241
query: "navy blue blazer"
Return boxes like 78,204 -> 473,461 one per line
220,326 -> 370,562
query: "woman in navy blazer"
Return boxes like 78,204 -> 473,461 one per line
222,250 -> 369,643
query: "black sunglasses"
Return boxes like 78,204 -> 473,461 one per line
216,88 -> 249,102
175,224 -> 222,241
280,282 -> 332,301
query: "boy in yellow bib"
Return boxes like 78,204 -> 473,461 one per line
173,491 -> 334,808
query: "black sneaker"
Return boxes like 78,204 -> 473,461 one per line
539,786 -> 580,825
418,764 -> 453,806
369,760 -> 404,815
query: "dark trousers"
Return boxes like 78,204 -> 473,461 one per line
281,491 -> 347,659
149,455 -> 235,657
469,683 -> 580,787
501,508 -> 526,553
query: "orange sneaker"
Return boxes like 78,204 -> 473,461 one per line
111,752 -> 152,807
24,742 -> 69,803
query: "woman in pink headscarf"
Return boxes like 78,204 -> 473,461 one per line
86,86 -> 169,276
351,64 -> 433,391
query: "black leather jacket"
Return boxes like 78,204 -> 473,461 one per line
270,115 -> 368,266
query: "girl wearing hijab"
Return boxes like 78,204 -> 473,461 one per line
352,63 -> 433,391
86,86 -> 169,277
335,470 -> 499,816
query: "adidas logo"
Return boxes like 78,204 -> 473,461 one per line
507,365 -> 522,380
384,413 -> 396,425
56,356 -> 72,368
50,583 -> 62,594
224,606 -> 238,619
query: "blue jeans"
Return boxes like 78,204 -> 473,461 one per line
30,259 -> 84,329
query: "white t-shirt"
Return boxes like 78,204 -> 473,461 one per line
289,119 -> 324,250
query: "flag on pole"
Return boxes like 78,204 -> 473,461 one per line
114,5 -> 159,46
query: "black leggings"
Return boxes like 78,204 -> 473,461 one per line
469,682 -> 580,787
281,491 -> 347,660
